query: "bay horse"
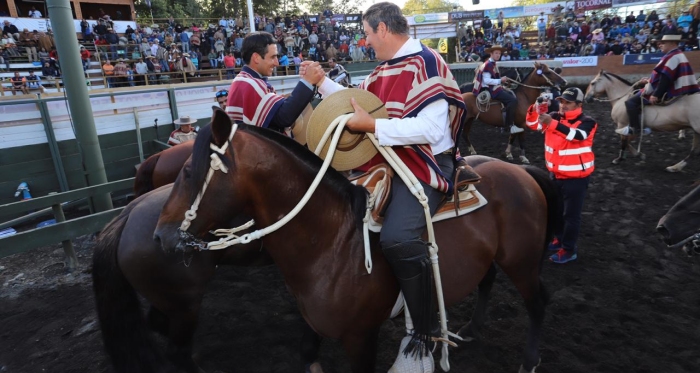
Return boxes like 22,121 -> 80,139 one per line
460,62 -> 567,163
97,108 -> 561,372
657,183 -> 700,256
584,70 -> 700,172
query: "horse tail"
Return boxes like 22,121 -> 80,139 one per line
92,205 -> 171,373
521,165 -> 563,263
134,153 -> 160,198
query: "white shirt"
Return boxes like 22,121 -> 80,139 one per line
29,10 -> 42,18
481,58 -> 502,86
150,44 -> 159,56
318,37 -> 452,154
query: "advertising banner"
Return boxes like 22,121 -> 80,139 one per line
523,2 -> 568,17
331,14 -> 345,22
345,14 -> 362,22
485,7 -> 525,20
406,13 -> 450,25
0,17 -> 137,33
623,53 -> 664,65
449,10 -> 484,22
612,0 -> 665,6
554,56 -> 599,67
574,0 -> 613,12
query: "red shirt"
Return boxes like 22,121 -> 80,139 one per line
80,49 -> 90,61
223,55 -> 235,68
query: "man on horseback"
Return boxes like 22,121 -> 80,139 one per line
310,2 -> 468,371
624,34 -> 699,133
525,87 -> 598,264
225,32 -> 325,134
168,116 -> 198,146
472,44 -> 524,134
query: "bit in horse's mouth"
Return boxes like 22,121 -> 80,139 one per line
178,229 -> 211,252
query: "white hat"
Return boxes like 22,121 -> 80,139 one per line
174,116 -> 196,125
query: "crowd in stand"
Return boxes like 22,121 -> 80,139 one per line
79,10 -> 374,87
458,2 -> 700,62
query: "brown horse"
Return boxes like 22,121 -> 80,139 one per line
104,108 -> 561,372
461,62 -> 567,163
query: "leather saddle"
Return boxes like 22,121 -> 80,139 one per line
349,160 -> 482,225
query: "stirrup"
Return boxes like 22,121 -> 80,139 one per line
454,159 -> 481,187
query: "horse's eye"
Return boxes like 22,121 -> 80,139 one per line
183,165 -> 192,178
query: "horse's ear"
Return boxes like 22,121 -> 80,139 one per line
210,106 -> 232,147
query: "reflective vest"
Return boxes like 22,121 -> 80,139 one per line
526,105 -> 596,179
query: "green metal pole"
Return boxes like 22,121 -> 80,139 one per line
47,0 -> 112,212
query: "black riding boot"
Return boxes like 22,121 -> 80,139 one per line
383,240 -> 439,357
454,158 -> 481,185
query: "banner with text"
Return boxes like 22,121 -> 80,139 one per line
555,56 -> 599,67
407,13 -> 450,26
0,17 -> 137,34
574,0 -> 613,12
612,0 -> 665,6
623,53 -> 664,65
449,10 -> 484,22
523,2 -> 567,17
485,7 -> 525,20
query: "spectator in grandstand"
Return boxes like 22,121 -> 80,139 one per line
79,45 -> 91,72
102,59 -> 114,87
134,57 -> 148,85
20,29 -> 38,62
0,46 -> 8,71
3,21 -> 19,40
10,71 -> 28,95
25,69 -> 43,92
28,6 -> 42,18
662,19 -> 679,35
678,10 -> 693,33
223,51 -> 236,79
113,58 -> 128,87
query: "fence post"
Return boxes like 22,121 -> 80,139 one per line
218,69 -> 222,81
37,98 -> 69,192
49,194 -> 77,271
167,87 -> 179,125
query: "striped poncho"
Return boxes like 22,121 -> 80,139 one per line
225,66 -> 284,128
645,48 -> 700,99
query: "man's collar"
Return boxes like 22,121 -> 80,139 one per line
242,65 -> 265,80
391,37 -> 421,59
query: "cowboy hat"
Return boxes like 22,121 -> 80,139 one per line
485,45 -> 506,53
174,116 -> 196,126
306,89 -> 388,171
290,102 -> 313,145
657,34 -> 683,43
592,28 -> 602,34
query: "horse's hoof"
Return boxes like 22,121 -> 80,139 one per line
469,149 -> 478,155
505,152 -> 514,161
639,153 -> 646,161
456,323 -> 479,343
612,158 -> 622,165
666,160 -> 687,173
519,365 -> 536,373
520,155 -> 530,165
306,362 -> 324,373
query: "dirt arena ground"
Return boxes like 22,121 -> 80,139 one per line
2,100 -> 700,373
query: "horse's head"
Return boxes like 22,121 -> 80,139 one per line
529,62 -> 567,89
154,107 -> 245,252
657,184 -> 700,255
584,70 -> 608,103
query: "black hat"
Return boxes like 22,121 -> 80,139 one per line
557,87 -> 584,103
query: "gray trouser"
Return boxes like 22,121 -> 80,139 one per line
379,153 -> 454,247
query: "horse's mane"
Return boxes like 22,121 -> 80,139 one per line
603,71 -> 633,86
190,123 -> 368,230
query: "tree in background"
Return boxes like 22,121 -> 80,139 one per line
402,0 -> 459,16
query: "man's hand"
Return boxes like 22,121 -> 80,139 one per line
538,113 -> 552,125
649,95 -> 659,105
346,97 -> 376,133
638,77 -> 649,85
500,76 -> 509,83
300,61 -> 325,86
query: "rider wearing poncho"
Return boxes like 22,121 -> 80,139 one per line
225,32 -> 323,133
624,34 -> 699,133
315,3 -> 467,372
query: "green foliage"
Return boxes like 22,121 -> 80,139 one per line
403,0 -> 459,15
300,0 -> 362,14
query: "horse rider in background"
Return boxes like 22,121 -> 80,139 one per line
327,57 -> 351,87
472,44 -> 523,134
225,32 -> 325,134
624,34 -> 699,134
168,116 -> 198,146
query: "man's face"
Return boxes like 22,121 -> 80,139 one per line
180,124 -> 192,133
363,20 -> 392,61
329,60 -> 336,68
255,44 -> 279,76
217,96 -> 227,109
658,41 -> 677,53
558,99 -> 581,114
491,50 -> 502,60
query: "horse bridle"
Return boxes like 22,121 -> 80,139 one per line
588,73 -> 635,102
668,231 -> 700,256
505,66 -> 564,90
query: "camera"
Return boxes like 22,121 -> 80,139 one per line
537,97 -> 544,103
541,92 -> 553,100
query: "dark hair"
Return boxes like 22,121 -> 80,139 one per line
241,32 -> 276,65
363,2 -> 408,35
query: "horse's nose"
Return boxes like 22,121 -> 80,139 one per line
585,95 -> 594,103
656,223 -> 671,243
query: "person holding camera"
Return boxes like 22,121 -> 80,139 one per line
525,87 -> 598,264
28,7 -> 42,18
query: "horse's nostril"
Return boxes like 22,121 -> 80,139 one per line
656,225 -> 670,240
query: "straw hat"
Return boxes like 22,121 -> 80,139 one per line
174,116 -> 196,126
290,102 -> 313,145
306,89 -> 388,171
485,44 -> 506,53
592,28 -> 602,34
657,34 -> 683,43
